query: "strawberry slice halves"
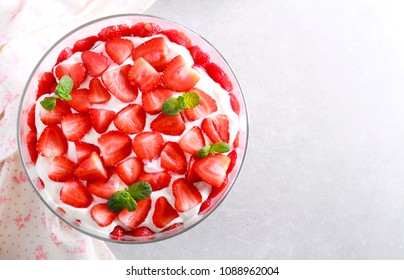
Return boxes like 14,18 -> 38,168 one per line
160,142 -> 187,174
118,197 -> 152,229
88,78 -> 111,104
128,57 -> 160,92
60,113 -> 92,142
74,151 -> 108,181
150,113 -> 186,136
115,156 -> 143,186
90,203 -> 117,227
201,114 -> 230,143
178,126 -> 205,155
37,125 -> 68,157
60,179 -> 93,208
105,38 -> 134,65
193,154 -> 231,188
48,156 -> 76,182
162,55 -> 200,92
54,62 -> 86,89
90,108 -> 115,134
132,37 -> 169,71
81,51 -> 110,77
184,88 -> 217,121
172,178 -> 202,212
132,132 -> 164,162
98,131 -> 132,167
142,86 -> 173,115
152,196 -> 179,228
101,65 -> 138,103
114,104 -> 146,135
139,171 -> 171,191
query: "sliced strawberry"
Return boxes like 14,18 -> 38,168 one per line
87,180 -> 119,200
129,22 -> 162,37
27,104 -> 37,132
81,51 -> 109,77
118,197 -> 152,229
128,57 -> 160,92
55,47 -> 73,65
36,72 -> 56,100
37,125 -> 68,157
142,86 -> 173,115
40,99 -> 71,125
98,131 -> 132,167
114,104 -> 145,135
54,62 -> 86,89
139,171 -> 171,191
131,226 -> 155,237
48,155 -> 76,182
150,113 -> 186,136
105,38 -> 134,65
227,150 -> 237,174
233,131 -> 240,148
152,196 -> 179,228
67,88 -> 91,113
172,178 -> 202,212
90,203 -> 117,227
184,88 -> 217,121
110,225 -> 125,239
162,55 -> 200,92
186,156 -> 200,183
229,92 -> 240,115
88,78 -> 111,104
27,130 -> 38,164
193,154 -> 230,188
160,29 -> 192,48
132,37 -> 169,71
205,62 -> 233,92
90,108 -> 115,134
72,35 -> 99,52
132,132 -> 164,162
162,222 -> 184,232
188,45 -> 210,67
75,141 -> 100,164
160,142 -> 187,174
97,25 -> 124,41
60,179 -> 93,208
115,156 -> 143,186
199,184 -> 227,214
74,151 -> 108,181
60,113 -> 92,142
178,126 -> 205,155
201,114 -> 230,143
101,65 -> 138,103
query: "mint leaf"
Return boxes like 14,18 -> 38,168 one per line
177,96 -> 187,111
210,142 -> 230,154
183,91 -> 200,108
196,145 -> 211,158
162,92 -> 200,116
128,181 -> 152,201
107,190 -> 137,212
40,97 -> 56,111
55,76 -> 73,101
162,97 -> 181,116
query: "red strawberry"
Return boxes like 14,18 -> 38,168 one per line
128,57 -> 160,92
87,180 -> 119,200
72,35 -> 99,52
97,25 -> 123,41
162,55 -> 200,92
37,178 -> 45,189
67,88 -> 91,113
132,132 -> 164,162
193,154 -> 230,188
40,99 -> 71,125
98,131 -> 132,167
75,151 -> 108,181
201,114 -> 230,143
233,131 -> 240,148
27,130 -> 38,164
55,47 -> 73,65
129,22 -> 162,37
37,125 -> 68,157
90,108 -> 115,134
115,156 -> 143,186
54,62 -> 86,89
205,62 -> 233,92
178,126 -> 205,155
172,178 -> 202,212
37,72 -> 56,100
88,78 -> 111,104
227,150 -> 237,174
142,86 -> 173,115
186,156 -> 200,183
81,51 -> 109,77
132,37 -> 169,71
229,92 -> 240,115
60,179 -> 93,208
139,171 -> 171,191
90,203 -> 117,227
110,225 -> 125,239
118,197 -> 152,229
60,113 -> 92,142
162,222 -> 184,232
131,226 -> 155,237
152,196 -> 179,228
160,142 -> 187,174
160,29 -> 192,48
184,88 -> 217,121
75,141 -> 100,164
48,155 -> 76,182
188,45 -> 210,67
199,184 -> 227,214
105,38 -> 134,65
101,65 -> 138,103
28,104 -> 36,132
150,113 -> 186,136
114,104 -> 145,135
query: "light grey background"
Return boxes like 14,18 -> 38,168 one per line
107,0 -> 404,259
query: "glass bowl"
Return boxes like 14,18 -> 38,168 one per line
17,14 -> 248,243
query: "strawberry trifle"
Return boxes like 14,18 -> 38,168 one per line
18,15 -> 247,242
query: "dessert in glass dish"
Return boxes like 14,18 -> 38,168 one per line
18,14 -> 248,243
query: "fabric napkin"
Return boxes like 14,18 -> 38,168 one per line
0,0 -> 156,259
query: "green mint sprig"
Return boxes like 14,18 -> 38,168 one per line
107,181 -> 152,212
196,142 -> 230,158
162,91 -> 200,116
40,75 -> 73,111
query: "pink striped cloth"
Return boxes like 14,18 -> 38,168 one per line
0,0 -> 156,259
